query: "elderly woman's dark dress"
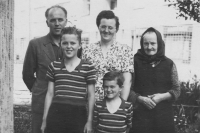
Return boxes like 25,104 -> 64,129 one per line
131,27 -> 180,133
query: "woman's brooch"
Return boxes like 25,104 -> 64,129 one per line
150,60 -> 161,67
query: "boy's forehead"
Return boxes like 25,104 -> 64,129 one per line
103,79 -> 118,84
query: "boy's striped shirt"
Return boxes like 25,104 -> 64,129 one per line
46,59 -> 96,106
93,98 -> 133,133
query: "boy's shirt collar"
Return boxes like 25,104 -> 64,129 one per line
102,97 -> 126,111
60,58 -> 82,72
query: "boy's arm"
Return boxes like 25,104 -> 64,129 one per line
126,128 -> 130,133
121,72 -> 132,100
41,81 -> 54,133
84,84 -> 95,133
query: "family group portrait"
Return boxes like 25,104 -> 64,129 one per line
1,0 -> 200,133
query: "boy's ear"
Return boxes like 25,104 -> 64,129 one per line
119,86 -> 123,91
121,85 -> 124,89
79,43 -> 82,48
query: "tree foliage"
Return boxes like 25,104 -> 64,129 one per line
165,0 -> 200,22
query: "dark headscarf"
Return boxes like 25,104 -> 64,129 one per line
135,27 -> 166,63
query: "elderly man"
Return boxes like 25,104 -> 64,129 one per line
22,5 -> 67,133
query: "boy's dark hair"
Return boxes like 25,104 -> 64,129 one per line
45,5 -> 67,18
103,71 -> 124,88
59,27 -> 82,59
61,27 -> 82,44
96,10 -> 120,32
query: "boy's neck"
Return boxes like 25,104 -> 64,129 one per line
64,56 -> 80,67
106,96 -> 122,114
106,96 -> 121,104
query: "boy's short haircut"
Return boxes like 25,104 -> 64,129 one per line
61,27 -> 82,44
103,71 -> 124,87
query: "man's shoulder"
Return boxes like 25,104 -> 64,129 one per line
29,34 -> 50,45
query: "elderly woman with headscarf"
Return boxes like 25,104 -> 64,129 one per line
82,10 -> 134,101
130,27 -> 180,133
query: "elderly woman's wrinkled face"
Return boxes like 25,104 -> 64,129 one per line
143,32 -> 158,56
99,18 -> 116,42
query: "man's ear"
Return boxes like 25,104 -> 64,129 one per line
46,20 -> 49,27
64,19 -> 67,26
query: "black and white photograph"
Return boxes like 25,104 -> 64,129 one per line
0,0 -> 200,133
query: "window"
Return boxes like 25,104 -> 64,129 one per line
82,37 -> 89,45
163,26 -> 192,64
16,55 -> 19,60
20,38 -> 25,50
110,0 -> 117,10
34,7 -> 46,23
83,0 -> 90,15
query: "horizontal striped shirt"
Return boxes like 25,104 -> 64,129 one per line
46,59 -> 96,106
93,98 -> 133,133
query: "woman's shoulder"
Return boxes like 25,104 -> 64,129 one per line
82,41 -> 100,50
162,57 -> 174,66
114,42 -> 133,53
115,42 -> 131,48
165,57 -> 173,62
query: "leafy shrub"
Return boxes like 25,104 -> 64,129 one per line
173,75 -> 200,133
14,105 -> 32,133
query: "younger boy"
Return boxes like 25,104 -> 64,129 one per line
93,71 -> 133,133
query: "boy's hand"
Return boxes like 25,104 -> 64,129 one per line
84,121 -> 93,133
41,120 -> 46,133
126,128 -> 130,133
